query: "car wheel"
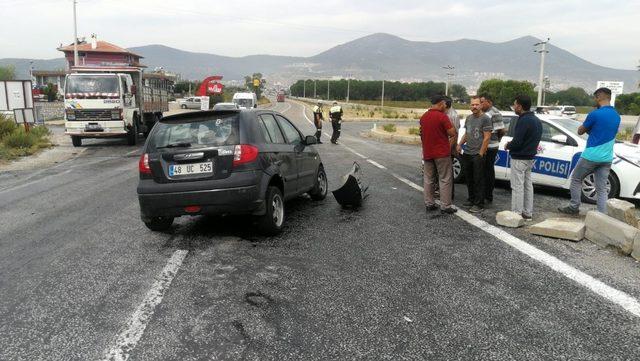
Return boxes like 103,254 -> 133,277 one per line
144,216 -> 174,231
181,104 -> 187,109
127,120 -> 138,146
453,155 -> 464,183
309,166 -> 328,201
71,136 -> 82,147
580,171 -> 620,204
257,186 -> 285,235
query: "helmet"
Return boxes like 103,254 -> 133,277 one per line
317,101 -> 322,105
333,101 -> 338,105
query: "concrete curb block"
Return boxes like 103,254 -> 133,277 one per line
367,128 -> 421,146
584,211 -> 639,255
606,198 -> 639,227
529,218 -> 585,242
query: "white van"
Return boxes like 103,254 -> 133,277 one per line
232,92 -> 258,109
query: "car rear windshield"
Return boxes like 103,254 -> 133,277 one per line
149,114 -> 239,150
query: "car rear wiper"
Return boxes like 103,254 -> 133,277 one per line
156,142 -> 192,149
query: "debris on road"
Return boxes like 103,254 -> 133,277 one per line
496,211 -> 525,228
403,316 -> 413,323
332,162 -> 368,208
585,211 -> 638,255
606,198 -> 638,227
529,218 -> 585,242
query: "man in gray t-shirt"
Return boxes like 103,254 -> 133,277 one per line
456,97 -> 492,212
480,94 -> 506,203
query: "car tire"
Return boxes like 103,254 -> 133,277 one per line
181,104 -> 187,109
71,136 -> 82,147
257,186 -> 285,236
309,166 -> 328,201
580,171 -> 620,204
127,121 -> 138,146
144,216 -> 174,231
453,155 -> 464,183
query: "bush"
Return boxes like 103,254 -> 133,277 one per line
408,127 -> 420,135
383,124 -> 397,133
0,115 -> 17,139
3,129 -> 37,149
29,125 -> 51,139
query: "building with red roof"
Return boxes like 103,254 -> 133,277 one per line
57,34 -> 144,69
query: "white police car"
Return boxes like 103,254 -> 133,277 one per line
455,112 -> 640,203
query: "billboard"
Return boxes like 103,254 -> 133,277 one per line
1,80 -> 34,111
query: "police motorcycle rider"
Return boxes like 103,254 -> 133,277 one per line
329,101 -> 344,144
312,101 -> 324,144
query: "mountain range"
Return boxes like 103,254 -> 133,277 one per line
2,33 -> 638,92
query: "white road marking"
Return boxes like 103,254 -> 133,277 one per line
103,249 -> 189,361
0,169 -> 73,194
334,145 -> 640,318
366,159 -> 386,169
125,149 -> 140,156
341,145 -> 367,159
279,103 -> 292,114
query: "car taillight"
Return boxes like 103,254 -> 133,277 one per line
139,153 -> 151,174
233,145 -> 259,167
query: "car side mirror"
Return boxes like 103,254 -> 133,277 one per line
304,135 -> 317,145
551,134 -> 568,144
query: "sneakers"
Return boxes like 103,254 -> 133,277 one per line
557,205 -> 579,215
522,214 -> 533,221
441,207 -> 458,214
425,204 -> 438,212
463,201 -> 474,208
469,205 -> 484,213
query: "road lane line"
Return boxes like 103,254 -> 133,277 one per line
103,249 -> 189,361
341,145 -> 367,159
366,159 -> 386,169
331,141 -> 640,318
0,169 -> 73,194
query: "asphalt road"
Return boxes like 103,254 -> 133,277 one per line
0,100 -> 639,360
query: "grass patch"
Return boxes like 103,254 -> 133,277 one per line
617,127 -> 635,142
382,124 -> 397,133
408,127 -> 420,136
0,114 -> 52,162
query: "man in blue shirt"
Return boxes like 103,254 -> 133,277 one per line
559,87 -> 621,214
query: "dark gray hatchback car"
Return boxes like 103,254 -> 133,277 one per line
137,109 -> 328,235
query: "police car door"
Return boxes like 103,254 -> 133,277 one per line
531,120 -> 575,186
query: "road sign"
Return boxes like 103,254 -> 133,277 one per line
596,81 -> 624,106
253,78 -> 260,88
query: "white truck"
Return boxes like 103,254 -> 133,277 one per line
232,92 -> 258,109
64,66 -> 172,146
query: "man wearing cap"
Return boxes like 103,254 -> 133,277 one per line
329,101 -> 343,144
558,87 -> 621,214
420,95 -> 458,214
479,94 -> 505,204
312,101 -> 324,144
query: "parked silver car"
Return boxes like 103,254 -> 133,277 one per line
179,97 -> 202,109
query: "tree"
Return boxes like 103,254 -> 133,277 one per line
289,79 -> 453,102
450,84 -> 469,102
545,87 -> 592,106
477,79 -> 537,109
0,65 -> 16,80
173,81 -> 200,95
43,83 -> 58,102
614,93 -> 640,115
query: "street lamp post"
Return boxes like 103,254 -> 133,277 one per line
534,38 -> 550,107
313,80 -> 317,99
73,0 -> 79,67
442,65 -> 455,96
303,80 -> 306,98
327,79 -> 330,100
381,79 -> 385,109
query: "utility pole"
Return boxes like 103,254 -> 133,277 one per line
381,79 -> 385,108
442,65 -> 454,96
29,60 -> 34,84
534,38 -> 550,107
73,0 -> 79,67
346,74 -> 351,103
303,80 -> 306,98
313,80 -> 317,99
327,79 -> 330,100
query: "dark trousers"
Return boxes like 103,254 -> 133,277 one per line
331,120 -> 341,143
462,153 -> 485,207
315,129 -> 322,142
483,148 -> 499,202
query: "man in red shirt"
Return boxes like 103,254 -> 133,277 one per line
420,95 -> 458,214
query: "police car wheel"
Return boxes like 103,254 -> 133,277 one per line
452,156 -> 464,183
580,171 -> 620,204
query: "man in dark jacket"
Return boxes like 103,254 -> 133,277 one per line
506,95 -> 542,220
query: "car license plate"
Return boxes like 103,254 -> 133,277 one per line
169,162 -> 213,176
85,123 -> 103,132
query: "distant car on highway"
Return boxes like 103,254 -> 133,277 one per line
137,109 -> 328,234
456,112 -> 640,202
212,102 -> 240,111
558,105 -> 577,119
179,97 -> 202,109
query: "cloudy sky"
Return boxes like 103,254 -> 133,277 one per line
1,0 -> 639,70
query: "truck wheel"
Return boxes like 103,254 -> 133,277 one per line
127,121 -> 138,146
71,136 -> 82,147
309,166 -> 328,201
144,216 -> 174,231
256,186 -> 285,236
